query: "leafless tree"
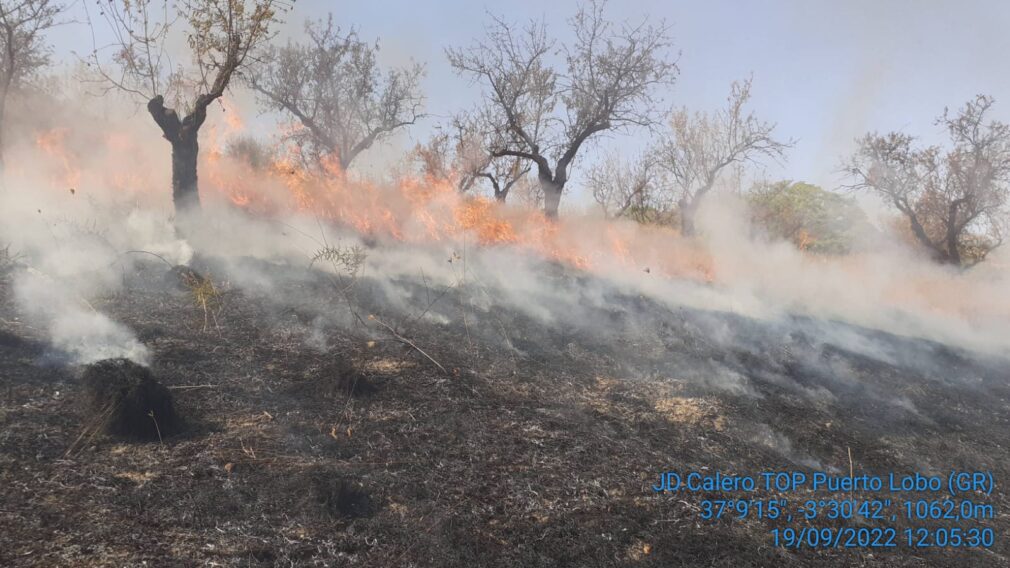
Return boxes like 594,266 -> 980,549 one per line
476,154 -> 531,203
447,0 -> 676,218
414,112 -> 486,191
0,0 -> 65,171
587,151 -> 672,223
248,15 -> 424,173
659,78 -> 790,236
89,0 -> 285,214
415,110 -> 530,202
846,95 -> 1010,267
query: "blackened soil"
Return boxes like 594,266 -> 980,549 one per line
0,257 -> 1007,567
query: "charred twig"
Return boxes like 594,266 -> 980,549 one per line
399,283 -> 453,333
311,223 -> 371,330
65,401 -> 117,457
370,316 -> 447,374
121,249 -> 175,268
147,411 -> 163,444
468,270 -> 519,371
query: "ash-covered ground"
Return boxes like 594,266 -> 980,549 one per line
0,247 -> 1008,567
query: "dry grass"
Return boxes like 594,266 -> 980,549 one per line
181,270 -> 225,332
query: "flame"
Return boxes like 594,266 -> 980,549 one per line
35,128 -> 82,190
18,119 -> 1009,336
220,97 -> 244,132
197,144 -> 711,279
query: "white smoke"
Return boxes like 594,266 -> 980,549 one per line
13,268 -> 150,365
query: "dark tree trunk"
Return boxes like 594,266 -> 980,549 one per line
171,134 -> 200,212
0,96 -> 7,178
934,246 -> 960,267
148,95 -> 213,218
541,179 -> 563,219
679,198 -> 698,237
490,177 -> 507,203
944,226 -> 962,266
939,249 -> 961,266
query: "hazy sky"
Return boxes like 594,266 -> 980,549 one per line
49,0 -> 1010,195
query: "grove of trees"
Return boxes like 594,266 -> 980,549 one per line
0,0 -> 1006,267
446,0 -> 677,218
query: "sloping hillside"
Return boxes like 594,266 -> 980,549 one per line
1,252 -> 1007,567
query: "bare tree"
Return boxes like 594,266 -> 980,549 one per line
248,15 -> 424,173
846,95 -> 1010,267
659,78 -> 790,236
0,0 -> 65,171
414,112 -> 486,191
476,155 -> 531,203
447,0 -> 676,218
415,110 -> 530,202
587,151 -> 672,223
89,0 -> 285,214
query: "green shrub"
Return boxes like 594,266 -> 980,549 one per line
748,181 -> 872,254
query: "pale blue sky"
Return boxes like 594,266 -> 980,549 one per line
49,0 -> 1010,194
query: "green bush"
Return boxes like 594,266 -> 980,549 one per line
748,181 -> 871,254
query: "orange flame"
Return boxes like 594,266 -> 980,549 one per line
16,120 -> 1010,337
35,128 -> 83,190
199,143 -> 710,279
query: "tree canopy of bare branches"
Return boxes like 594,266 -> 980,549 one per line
587,151 -> 672,223
414,110 -> 529,202
447,0 -> 676,218
89,0 -> 286,213
846,95 -> 1010,267
659,77 -> 790,236
0,0 -> 65,170
248,15 -> 424,173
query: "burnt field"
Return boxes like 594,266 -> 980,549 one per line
1,251 -> 1008,567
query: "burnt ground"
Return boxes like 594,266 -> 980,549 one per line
0,251 -> 1008,567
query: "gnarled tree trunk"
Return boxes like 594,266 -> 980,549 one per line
148,95 -> 213,217
171,132 -> 200,211
543,183 -> 563,219
538,168 -> 564,219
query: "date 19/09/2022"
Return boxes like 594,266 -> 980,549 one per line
652,470 -> 997,550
